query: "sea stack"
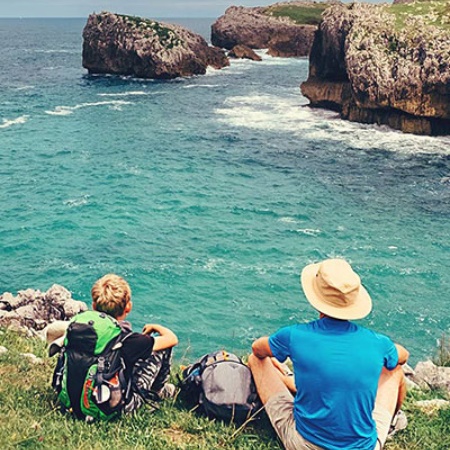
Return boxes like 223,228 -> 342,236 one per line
211,2 -> 327,57
82,12 -> 229,79
301,2 -> 450,135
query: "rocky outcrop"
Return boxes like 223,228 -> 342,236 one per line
83,12 -> 229,79
301,3 -> 450,135
211,3 -> 321,57
0,285 -> 87,334
228,44 -> 262,61
410,360 -> 450,392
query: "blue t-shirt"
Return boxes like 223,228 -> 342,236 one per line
269,317 -> 398,450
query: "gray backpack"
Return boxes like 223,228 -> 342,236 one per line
178,350 -> 262,424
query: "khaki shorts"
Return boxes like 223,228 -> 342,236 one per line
265,391 -> 392,450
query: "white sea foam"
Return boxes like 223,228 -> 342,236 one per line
215,92 -> 450,155
303,115 -> 450,155
32,49 -> 76,54
279,217 -> 297,224
97,91 -> 151,97
296,228 -> 321,236
202,258 -> 224,271
183,84 -> 222,89
14,85 -> 35,91
204,66 -> 231,76
0,115 -> 29,129
63,195 -> 90,208
215,94 -> 312,132
45,100 -> 132,116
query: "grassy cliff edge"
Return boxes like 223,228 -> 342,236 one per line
0,329 -> 449,450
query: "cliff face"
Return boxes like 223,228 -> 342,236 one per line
82,12 -> 229,79
211,4 -> 318,57
301,3 -> 450,135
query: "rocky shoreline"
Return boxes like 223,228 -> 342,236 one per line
79,2 -> 450,135
1,286 -> 449,408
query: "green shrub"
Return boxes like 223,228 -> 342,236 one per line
433,333 -> 450,367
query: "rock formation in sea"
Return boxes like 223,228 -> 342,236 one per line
82,12 -> 229,79
211,2 -> 326,57
228,44 -> 262,61
300,2 -> 450,135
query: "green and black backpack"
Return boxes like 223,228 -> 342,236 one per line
52,310 -> 131,421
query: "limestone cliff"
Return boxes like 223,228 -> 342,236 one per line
301,2 -> 450,135
82,12 -> 229,79
211,2 -> 327,57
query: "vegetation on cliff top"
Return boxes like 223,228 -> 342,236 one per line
96,12 -> 183,49
387,0 -> 450,30
262,0 -> 450,30
1,328 -> 450,449
264,3 -> 329,26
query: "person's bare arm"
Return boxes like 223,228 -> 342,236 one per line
395,343 -> 409,365
142,324 -> 178,352
252,336 -> 273,359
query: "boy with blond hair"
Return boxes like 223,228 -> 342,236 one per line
91,273 -> 178,412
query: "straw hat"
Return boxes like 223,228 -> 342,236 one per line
301,259 -> 372,320
45,320 -> 70,357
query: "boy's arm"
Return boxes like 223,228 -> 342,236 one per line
142,324 -> 178,352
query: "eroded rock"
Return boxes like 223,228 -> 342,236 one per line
301,3 -> 450,135
82,12 -> 229,79
0,285 -> 87,332
413,360 -> 450,392
228,44 -> 262,61
211,3 -> 322,57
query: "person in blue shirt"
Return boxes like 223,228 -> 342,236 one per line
248,258 -> 409,450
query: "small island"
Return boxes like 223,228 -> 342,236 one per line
211,1 -> 329,57
82,12 -> 229,79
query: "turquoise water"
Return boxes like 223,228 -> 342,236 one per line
1,18 -> 449,364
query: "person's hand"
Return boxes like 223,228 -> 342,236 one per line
142,324 -> 161,335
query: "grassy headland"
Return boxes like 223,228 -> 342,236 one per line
387,0 -> 450,30
264,3 -> 328,25
262,0 -> 450,30
1,328 -> 449,450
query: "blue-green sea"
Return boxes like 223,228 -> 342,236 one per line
1,18 -> 449,364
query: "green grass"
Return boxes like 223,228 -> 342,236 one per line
0,329 -> 279,450
386,0 -> 450,30
264,4 -> 329,26
1,328 -> 449,449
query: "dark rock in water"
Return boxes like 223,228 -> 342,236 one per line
228,44 -> 262,61
211,3 -> 321,57
301,3 -> 450,135
82,12 -> 229,79
267,28 -> 316,57
206,46 -> 231,69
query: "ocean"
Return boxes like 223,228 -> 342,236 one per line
1,18 -> 449,365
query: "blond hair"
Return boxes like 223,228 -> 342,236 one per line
91,274 -> 131,318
